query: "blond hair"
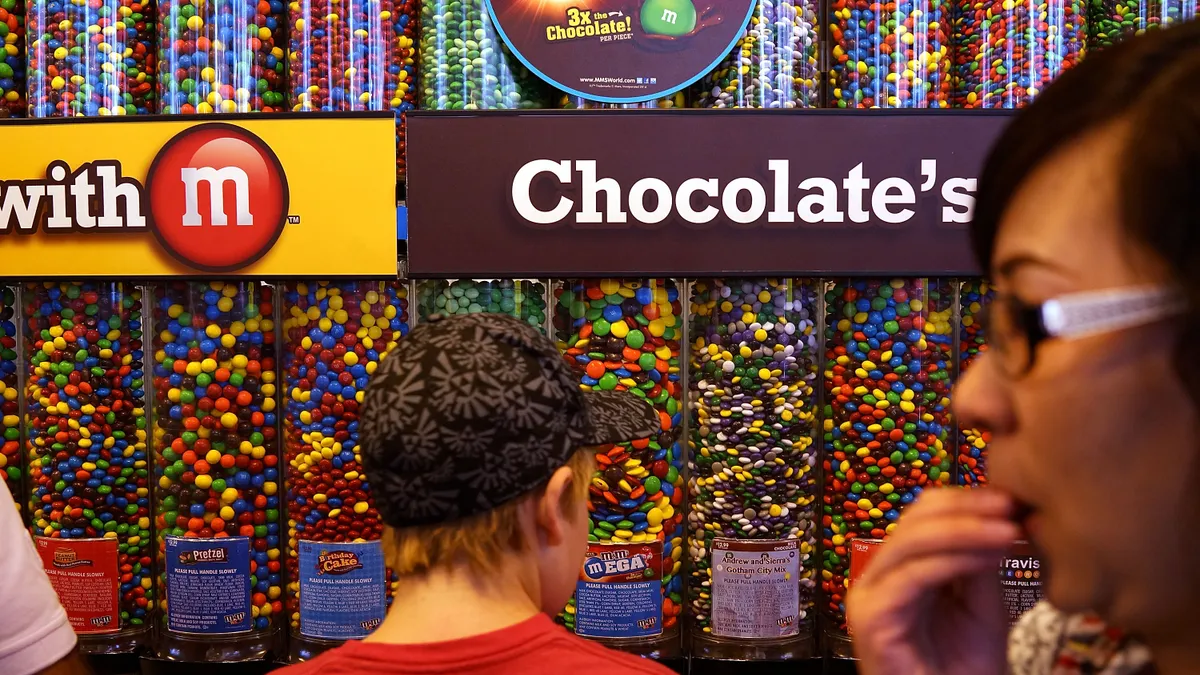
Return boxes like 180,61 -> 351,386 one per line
384,447 -> 597,576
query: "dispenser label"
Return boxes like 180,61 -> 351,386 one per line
165,536 -> 252,634
711,538 -> 801,639
35,537 -> 120,635
298,540 -> 388,639
574,540 -> 663,638
1001,541 -> 1043,626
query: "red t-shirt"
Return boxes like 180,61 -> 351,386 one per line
276,613 -> 676,675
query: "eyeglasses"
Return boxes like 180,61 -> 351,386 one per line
978,286 -> 1186,377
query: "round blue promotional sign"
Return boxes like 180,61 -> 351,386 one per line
483,0 -> 757,104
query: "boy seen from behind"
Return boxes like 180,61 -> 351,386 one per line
279,313 -> 676,675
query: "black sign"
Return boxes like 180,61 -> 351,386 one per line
406,110 -> 1014,277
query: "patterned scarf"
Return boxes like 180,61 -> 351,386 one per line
1009,602 -> 1155,675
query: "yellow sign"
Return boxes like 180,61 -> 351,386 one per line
0,113 -> 397,278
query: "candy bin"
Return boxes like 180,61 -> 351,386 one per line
685,279 -> 820,660
1088,0 -> 1197,48
553,279 -> 685,659
158,0 -> 286,113
695,0 -> 820,108
27,0 -> 155,116
827,0 -> 952,107
24,282 -> 152,653
418,0 -> 550,110
560,92 -> 687,108
953,0 -> 1085,108
1,286 -> 19,506
0,0 -> 24,117
281,280 -> 409,660
416,279 -> 548,332
287,0 -> 416,179
820,278 -> 953,654
957,279 -> 992,486
151,281 -> 281,661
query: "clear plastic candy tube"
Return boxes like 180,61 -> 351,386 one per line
151,282 -> 281,661
287,0 -> 416,178
686,279 -> 819,659
554,279 -> 685,658
417,0 -> 550,110
820,278 -> 953,653
953,0 -> 1085,108
158,0 -> 286,113
282,280 -> 409,660
957,279 -> 992,487
827,0 -> 952,107
416,279 -> 548,332
696,0 -> 820,108
27,0 -> 155,116
25,282 -> 152,652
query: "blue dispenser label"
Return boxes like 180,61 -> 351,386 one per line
574,540 -> 663,639
165,536 -> 252,634
298,540 -> 388,639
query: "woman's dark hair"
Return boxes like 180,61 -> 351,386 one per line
971,20 -> 1200,278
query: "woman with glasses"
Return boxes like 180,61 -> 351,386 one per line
848,19 -> 1200,675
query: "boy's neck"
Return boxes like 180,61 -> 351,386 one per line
363,559 -> 542,645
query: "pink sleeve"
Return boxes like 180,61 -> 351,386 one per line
0,483 -> 78,675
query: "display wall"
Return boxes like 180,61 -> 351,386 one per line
2,0 -> 1197,668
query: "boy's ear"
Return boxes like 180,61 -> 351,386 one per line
534,465 -> 576,546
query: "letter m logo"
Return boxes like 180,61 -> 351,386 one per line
180,166 -> 253,227
661,8 -> 677,23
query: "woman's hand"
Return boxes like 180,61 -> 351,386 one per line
847,488 -> 1020,675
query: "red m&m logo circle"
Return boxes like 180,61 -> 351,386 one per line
146,124 -> 289,272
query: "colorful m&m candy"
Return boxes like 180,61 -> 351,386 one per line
418,0 -> 549,110
554,279 -> 685,645
287,0 -> 416,178
828,0 -> 952,107
1087,0 -> 1196,48
1,286 -> 19,504
282,281 -> 408,649
152,282 -> 281,651
25,282 -> 153,641
821,279 -> 952,648
158,0 -> 286,113
696,0 -> 820,108
958,279 -> 992,486
27,0 -> 156,116
686,279 -> 819,644
953,0 -> 1085,108
417,279 -> 548,331
0,0 -> 24,117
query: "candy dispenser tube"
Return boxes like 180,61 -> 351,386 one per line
287,0 -> 416,179
282,280 -> 409,662
0,0 -> 25,117
151,281 -> 283,661
415,279 -> 549,332
953,0 -> 1085,108
1,285 -> 21,508
26,0 -> 156,116
23,282 -> 153,653
1087,0 -> 1197,48
827,0 -> 952,107
695,0 -> 820,108
819,278 -> 954,656
554,279 -> 686,659
158,0 -> 287,113
417,0 -> 550,110
956,279 -> 991,487
685,279 -> 819,661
